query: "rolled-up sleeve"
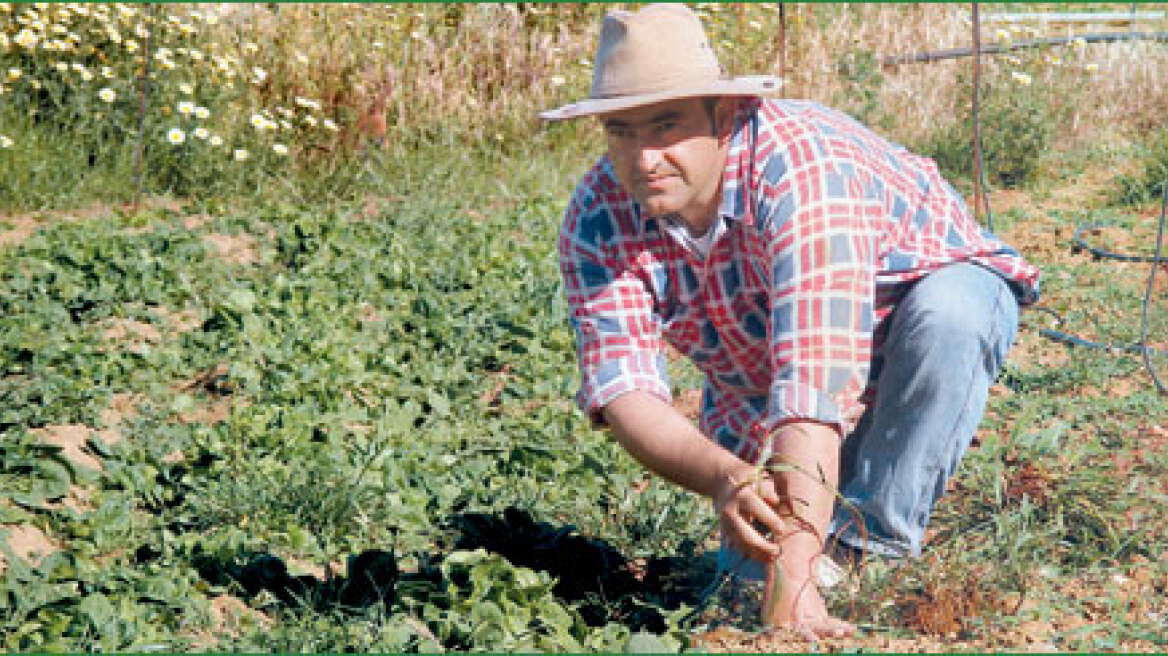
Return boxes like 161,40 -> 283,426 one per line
752,164 -> 884,441
558,194 -> 670,424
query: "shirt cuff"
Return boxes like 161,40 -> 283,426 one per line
576,353 -> 672,425
750,381 -> 864,447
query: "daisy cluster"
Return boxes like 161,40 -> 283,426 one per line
0,3 -> 342,161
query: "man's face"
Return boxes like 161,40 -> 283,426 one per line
601,97 -> 731,230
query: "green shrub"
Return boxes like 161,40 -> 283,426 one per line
833,48 -> 888,129
922,61 -> 1055,190
1116,128 -> 1168,206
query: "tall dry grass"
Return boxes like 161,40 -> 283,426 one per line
214,3 -> 1167,158
764,4 -> 1168,149
208,3 -> 606,148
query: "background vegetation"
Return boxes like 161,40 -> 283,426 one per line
1,3 -> 1166,652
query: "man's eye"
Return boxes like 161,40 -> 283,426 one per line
655,122 -> 676,133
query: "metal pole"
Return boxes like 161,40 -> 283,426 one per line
971,3 -> 984,228
777,3 -> 787,87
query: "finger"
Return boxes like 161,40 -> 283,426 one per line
745,490 -> 787,538
756,477 -> 784,510
724,512 -> 781,561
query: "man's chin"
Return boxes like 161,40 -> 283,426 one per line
638,197 -> 680,218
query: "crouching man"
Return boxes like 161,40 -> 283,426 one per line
541,4 -> 1040,639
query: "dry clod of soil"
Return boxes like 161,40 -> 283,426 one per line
32,424 -> 121,471
209,594 -> 272,633
0,524 -> 60,573
101,392 -> 144,428
203,232 -> 259,265
101,318 -> 162,344
151,306 -> 204,334
49,485 -> 97,513
181,213 -> 212,230
177,397 -> 239,425
0,214 -> 41,247
358,302 -> 383,323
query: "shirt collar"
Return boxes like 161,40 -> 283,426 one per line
717,97 -> 760,227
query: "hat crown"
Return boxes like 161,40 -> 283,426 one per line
591,4 -> 723,99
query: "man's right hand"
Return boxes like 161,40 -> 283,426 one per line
713,467 -> 786,565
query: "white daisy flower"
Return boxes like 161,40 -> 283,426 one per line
1011,71 -> 1032,86
294,96 -> 321,111
98,87 -> 115,102
167,128 -> 186,145
233,148 -> 249,161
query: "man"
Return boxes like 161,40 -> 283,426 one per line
542,4 -> 1039,639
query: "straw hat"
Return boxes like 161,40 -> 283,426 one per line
540,4 -> 782,121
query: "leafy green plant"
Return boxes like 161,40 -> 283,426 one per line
1115,128 -> 1168,206
923,60 -> 1055,190
833,48 -> 887,129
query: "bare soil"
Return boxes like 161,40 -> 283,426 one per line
203,233 -> 259,265
32,424 -> 121,472
0,524 -> 60,573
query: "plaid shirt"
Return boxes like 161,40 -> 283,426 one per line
558,99 -> 1040,464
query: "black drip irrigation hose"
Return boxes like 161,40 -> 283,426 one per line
1023,190 -> 1168,393
1072,222 -> 1168,263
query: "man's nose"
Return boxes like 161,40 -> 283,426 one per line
634,142 -> 665,175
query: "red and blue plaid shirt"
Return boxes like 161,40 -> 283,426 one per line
558,99 -> 1040,464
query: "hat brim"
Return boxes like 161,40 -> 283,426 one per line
539,75 -> 783,121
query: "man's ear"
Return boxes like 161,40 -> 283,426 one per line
714,99 -> 734,141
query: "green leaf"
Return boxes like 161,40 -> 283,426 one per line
625,631 -> 672,654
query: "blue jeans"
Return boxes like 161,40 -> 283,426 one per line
719,263 -> 1020,578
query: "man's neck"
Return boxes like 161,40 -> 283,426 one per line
676,184 -> 723,237
672,212 -> 718,238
